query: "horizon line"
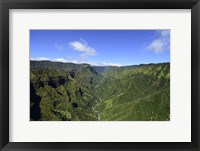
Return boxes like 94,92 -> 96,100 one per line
30,59 -> 170,67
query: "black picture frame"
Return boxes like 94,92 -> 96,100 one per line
0,0 -> 200,151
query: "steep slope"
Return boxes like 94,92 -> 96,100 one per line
94,63 -> 170,121
30,61 -> 170,121
30,61 -> 102,121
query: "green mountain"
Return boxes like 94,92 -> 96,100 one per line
30,61 -> 170,121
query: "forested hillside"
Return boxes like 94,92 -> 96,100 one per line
30,61 -> 170,121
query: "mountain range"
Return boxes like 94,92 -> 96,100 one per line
30,60 -> 170,121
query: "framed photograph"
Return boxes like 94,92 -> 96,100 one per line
0,0 -> 200,150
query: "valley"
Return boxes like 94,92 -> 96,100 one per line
30,60 -> 170,121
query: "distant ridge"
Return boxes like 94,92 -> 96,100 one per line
30,60 -> 169,67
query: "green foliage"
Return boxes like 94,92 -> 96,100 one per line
30,61 -> 170,121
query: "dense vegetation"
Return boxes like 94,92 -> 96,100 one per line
30,61 -> 170,121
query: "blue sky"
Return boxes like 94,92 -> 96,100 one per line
30,30 -> 170,66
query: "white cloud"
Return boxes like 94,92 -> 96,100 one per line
54,43 -> 64,51
147,30 -> 170,53
101,62 -> 122,67
31,57 -> 78,64
147,39 -> 165,53
69,40 -> 96,58
83,61 -> 121,67
53,58 -> 121,66
160,30 -> 170,37
31,39 -> 121,67
31,57 -> 121,67
54,58 -> 80,64
30,57 -> 49,61
54,58 -> 67,62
